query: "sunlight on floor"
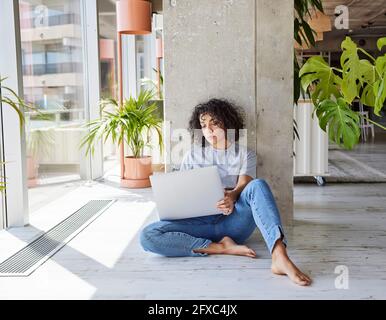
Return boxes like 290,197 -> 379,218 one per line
68,199 -> 155,269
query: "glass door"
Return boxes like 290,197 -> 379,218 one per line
0,109 -> 5,229
98,0 -> 119,179
19,0 -> 88,213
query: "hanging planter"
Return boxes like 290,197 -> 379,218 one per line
115,0 -> 153,187
116,0 -> 152,35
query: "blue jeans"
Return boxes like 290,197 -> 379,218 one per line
140,178 -> 287,257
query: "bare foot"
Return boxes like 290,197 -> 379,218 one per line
220,236 -> 257,258
271,241 -> 312,286
193,236 -> 256,258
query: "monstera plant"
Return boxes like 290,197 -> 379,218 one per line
299,36 -> 386,150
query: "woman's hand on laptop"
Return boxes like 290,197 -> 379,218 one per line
216,190 -> 237,215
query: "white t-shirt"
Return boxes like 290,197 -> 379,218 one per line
179,142 -> 257,189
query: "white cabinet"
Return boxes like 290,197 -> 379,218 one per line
293,100 -> 329,182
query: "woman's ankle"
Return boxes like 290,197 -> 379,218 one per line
272,239 -> 288,259
193,242 -> 225,255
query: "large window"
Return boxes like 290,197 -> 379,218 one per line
0,122 -> 5,229
19,0 -> 88,213
98,0 -> 119,177
97,2 -> 164,179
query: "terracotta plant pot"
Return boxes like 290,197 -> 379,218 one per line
121,156 -> 153,188
27,155 -> 39,187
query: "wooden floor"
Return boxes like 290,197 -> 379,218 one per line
0,181 -> 385,299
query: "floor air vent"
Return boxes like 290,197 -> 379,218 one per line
0,200 -> 115,277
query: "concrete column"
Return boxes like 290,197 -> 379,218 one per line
255,0 -> 294,225
163,0 -> 294,225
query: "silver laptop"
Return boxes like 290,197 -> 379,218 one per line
149,166 -> 224,220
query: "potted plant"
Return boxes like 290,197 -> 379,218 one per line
299,36 -> 386,150
26,128 -> 55,187
80,89 -> 163,188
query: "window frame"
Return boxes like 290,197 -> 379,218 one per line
0,0 -> 103,229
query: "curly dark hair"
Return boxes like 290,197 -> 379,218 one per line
188,98 -> 245,147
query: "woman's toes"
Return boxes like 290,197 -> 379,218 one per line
293,275 -> 306,285
248,249 -> 257,257
300,272 -> 311,282
297,273 -> 311,286
246,251 -> 256,258
271,255 -> 312,286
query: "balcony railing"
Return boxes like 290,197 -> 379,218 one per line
23,62 -> 83,75
25,108 -> 84,127
20,13 -> 80,29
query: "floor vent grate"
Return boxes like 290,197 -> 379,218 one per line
0,200 -> 115,277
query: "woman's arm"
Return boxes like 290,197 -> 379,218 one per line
227,175 -> 254,202
217,146 -> 257,214
216,175 -> 254,215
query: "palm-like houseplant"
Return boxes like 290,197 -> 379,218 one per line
140,68 -> 164,120
299,36 -> 386,150
26,128 -> 55,186
0,77 -> 30,192
80,89 -> 163,188
141,68 -> 164,100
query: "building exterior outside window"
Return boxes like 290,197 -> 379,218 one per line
19,0 -> 87,212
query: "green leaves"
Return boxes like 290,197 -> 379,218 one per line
294,18 -> 316,48
299,36 -> 386,150
316,98 -> 360,150
340,37 -> 375,104
27,129 -> 55,159
294,0 -> 324,45
294,0 -> 324,104
80,89 -> 163,158
0,77 -> 35,193
373,55 -> 386,116
300,56 -> 342,105
339,37 -> 386,116
0,77 -> 26,130
377,37 -> 386,51
1,77 -> 44,136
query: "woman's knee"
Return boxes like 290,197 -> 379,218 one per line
140,222 -> 162,252
249,178 -> 269,189
244,178 -> 271,195
230,225 -> 256,244
231,233 -> 251,245
220,211 -> 256,244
